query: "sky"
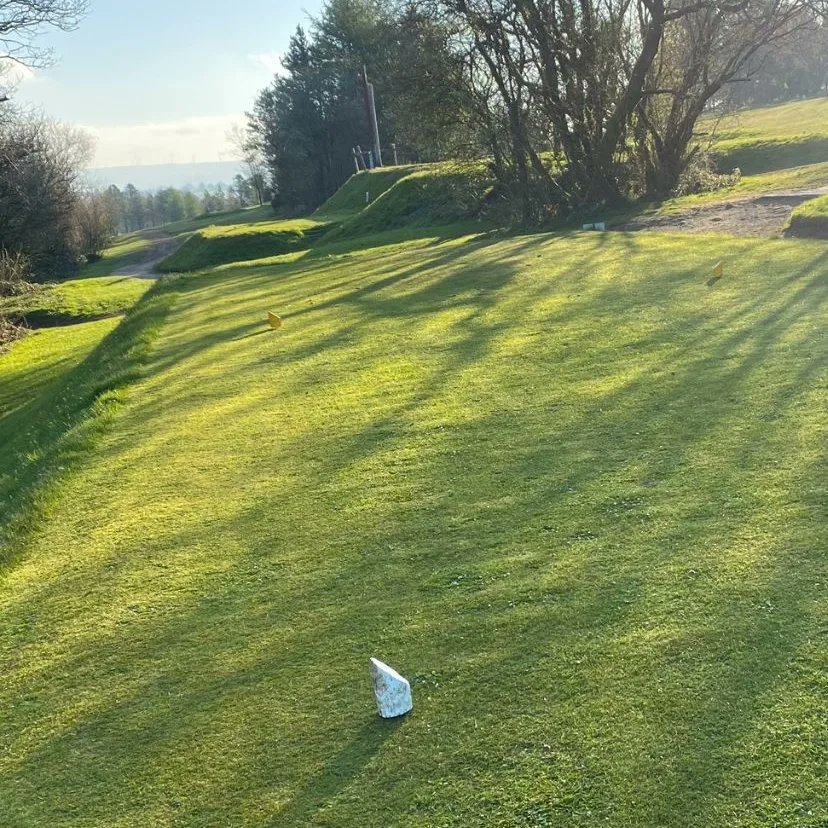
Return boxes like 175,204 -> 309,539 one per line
7,0 -> 324,168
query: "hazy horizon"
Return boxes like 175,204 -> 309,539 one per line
84,160 -> 246,192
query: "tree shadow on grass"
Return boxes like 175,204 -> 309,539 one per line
1,228 -> 825,825
267,717 -> 405,827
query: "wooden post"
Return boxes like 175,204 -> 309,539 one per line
391,142 -> 398,165
361,65 -> 383,167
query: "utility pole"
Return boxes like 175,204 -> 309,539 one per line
361,65 -> 383,167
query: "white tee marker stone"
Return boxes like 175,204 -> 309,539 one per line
369,658 -> 413,718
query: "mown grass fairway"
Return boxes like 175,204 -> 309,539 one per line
0,226 -> 825,826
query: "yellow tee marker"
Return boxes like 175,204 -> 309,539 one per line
712,261 -> 724,278
267,312 -> 283,329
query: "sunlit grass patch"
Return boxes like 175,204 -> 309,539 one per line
0,276 -> 151,326
707,97 -> 828,175
159,217 -> 333,272
0,318 -> 120,419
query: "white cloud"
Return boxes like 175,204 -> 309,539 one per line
83,114 -> 246,168
249,51 -> 283,76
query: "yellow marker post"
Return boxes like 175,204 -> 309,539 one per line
712,261 -> 724,278
268,312 -> 283,329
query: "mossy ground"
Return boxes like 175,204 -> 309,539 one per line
0,224 -> 824,827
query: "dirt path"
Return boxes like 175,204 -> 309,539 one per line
115,231 -> 184,279
618,188 -> 828,238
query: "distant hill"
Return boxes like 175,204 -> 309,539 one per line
84,161 -> 244,191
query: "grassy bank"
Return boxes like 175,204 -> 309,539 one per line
0,279 -> 180,566
784,193 -> 828,238
159,218 -> 332,272
709,97 -> 828,175
0,276 -> 152,326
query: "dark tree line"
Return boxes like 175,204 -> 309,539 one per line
249,0 -> 828,220
247,0 -> 473,213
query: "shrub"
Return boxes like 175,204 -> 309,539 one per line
0,251 -> 34,298
673,152 -> 741,197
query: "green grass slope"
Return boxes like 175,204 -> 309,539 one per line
0,226 -> 824,827
784,193 -> 828,238
315,166 -> 419,216
332,162 -> 494,238
710,96 -> 828,175
0,276 -> 152,326
162,205 -> 274,237
0,279 -> 177,562
159,217 -> 332,272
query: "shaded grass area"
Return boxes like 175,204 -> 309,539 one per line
0,227 -> 825,826
159,218 -> 332,273
0,279 -> 180,565
714,136 -> 828,176
0,276 -> 152,326
784,193 -> 828,238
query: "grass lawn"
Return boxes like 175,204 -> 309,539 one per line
706,97 -> 828,175
0,225 -> 824,826
162,205 -> 275,238
0,276 -> 152,326
0,318 -> 122,420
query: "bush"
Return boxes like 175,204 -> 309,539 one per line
0,251 -> 33,349
0,251 -> 34,298
0,111 -> 91,280
673,152 -> 741,197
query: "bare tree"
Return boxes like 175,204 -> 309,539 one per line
1,0 -> 88,69
0,107 -> 92,277
73,190 -> 117,261
227,123 -> 268,206
445,0 -> 828,210
635,2 -> 827,194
